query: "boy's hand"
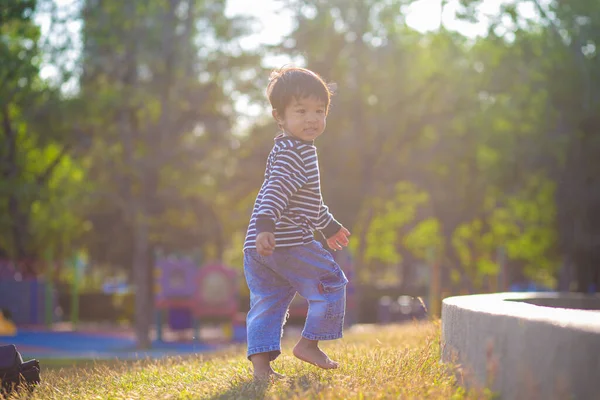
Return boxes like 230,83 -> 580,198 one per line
326,227 -> 351,251
256,232 -> 276,256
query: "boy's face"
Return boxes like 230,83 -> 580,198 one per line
273,96 -> 327,142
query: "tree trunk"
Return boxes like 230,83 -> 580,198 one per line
132,208 -> 152,349
122,125 -> 152,349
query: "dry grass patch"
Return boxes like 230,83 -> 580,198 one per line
6,321 -> 492,399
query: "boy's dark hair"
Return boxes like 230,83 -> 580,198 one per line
266,66 -> 335,114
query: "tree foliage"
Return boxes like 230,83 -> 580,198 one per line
0,0 -> 88,271
75,0 -> 261,347
1,0 -> 599,347
231,0 -> 599,291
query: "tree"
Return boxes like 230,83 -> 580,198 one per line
459,0 -> 600,291
0,0 -> 87,272
78,0 -> 261,348
229,0 -> 572,292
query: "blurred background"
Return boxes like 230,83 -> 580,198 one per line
0,0 -> 599,350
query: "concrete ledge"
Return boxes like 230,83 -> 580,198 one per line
441,292 -> 600,400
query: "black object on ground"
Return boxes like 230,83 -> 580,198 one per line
0,344 -> 41,397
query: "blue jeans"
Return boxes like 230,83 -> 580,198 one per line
244,240 -> 348,361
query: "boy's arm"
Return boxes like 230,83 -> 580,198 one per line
316,200 -> 342,239
255,149 -> 308,234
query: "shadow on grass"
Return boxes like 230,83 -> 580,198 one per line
208,374 -> 317,400
208,379 -> 270,400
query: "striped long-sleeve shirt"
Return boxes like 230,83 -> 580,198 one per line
243,134 -> 342,250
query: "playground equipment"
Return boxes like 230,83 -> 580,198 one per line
154,256 -> 197,335
192,263 -> 238,340
154,257 -> 239,343
0,309 -> 16,336
288,247 -> 358,326
0,260 -> 57,327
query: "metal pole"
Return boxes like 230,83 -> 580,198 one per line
71,254 -> 83,329
44,249 -> 54,328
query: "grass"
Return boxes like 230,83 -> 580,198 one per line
6,321 -> 492,399
38,358 -> 140,370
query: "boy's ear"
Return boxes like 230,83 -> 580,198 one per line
272,109 -> 282,124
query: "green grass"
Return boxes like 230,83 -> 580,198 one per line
7,321 -> 492,399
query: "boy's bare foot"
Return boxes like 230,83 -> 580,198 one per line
250,352 -> 285,381
293,338 -> 339,369
253,367 -> 285,381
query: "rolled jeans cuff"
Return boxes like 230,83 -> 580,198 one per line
247,345 -> 281,361
301,331 -> 343,341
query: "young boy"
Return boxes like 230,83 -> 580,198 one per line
243,66 -> 351,380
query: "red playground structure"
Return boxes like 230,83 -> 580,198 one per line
154,256 -> 239,342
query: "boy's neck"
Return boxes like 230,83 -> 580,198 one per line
279,131 -> 314,145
